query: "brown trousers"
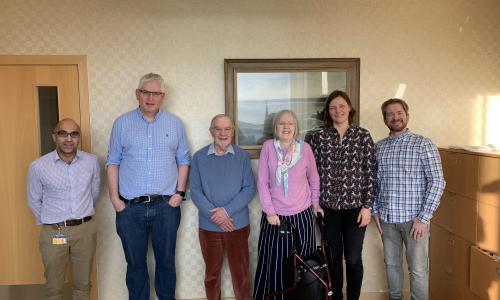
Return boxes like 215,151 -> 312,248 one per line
199,225 -> 251,300
39,218 -> 97,300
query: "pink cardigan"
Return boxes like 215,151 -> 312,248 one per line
257,139 -> 320,216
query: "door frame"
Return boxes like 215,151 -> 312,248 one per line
0,55 -> 91,151
0,55 -> 97,299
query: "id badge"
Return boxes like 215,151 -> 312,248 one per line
52,233 -> 67,245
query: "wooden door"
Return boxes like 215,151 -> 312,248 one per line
0,56 -> 96,298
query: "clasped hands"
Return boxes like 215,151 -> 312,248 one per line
266,203 -> 325,226
210,207 -> 234,232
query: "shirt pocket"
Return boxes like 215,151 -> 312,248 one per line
156,132 -> 177,152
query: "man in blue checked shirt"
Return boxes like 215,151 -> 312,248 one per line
28,118 -> 100,300
106,73 -> 190,300
373,98 -> 445,300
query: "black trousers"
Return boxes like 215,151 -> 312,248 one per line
324,207 -> 366,300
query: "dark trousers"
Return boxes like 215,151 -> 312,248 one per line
199,226 -> 251,300
324,207 -> 366,300
116,198 -> 181,300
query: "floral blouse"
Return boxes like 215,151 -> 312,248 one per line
310,125 -> 377,210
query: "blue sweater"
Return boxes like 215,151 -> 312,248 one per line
189,144 -> 256,232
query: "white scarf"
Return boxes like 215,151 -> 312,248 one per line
274,139 -> 302,197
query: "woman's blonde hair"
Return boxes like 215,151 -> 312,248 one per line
273,109 -> 300,139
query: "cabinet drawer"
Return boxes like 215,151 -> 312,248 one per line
440,150 -> 478,199
433,190 -> 477,243
477,201 -> 500,254
469,246 -> 500,300
477,155 -> 500,207
430,224 -> 480,300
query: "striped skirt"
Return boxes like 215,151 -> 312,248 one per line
253,207 -> 316,300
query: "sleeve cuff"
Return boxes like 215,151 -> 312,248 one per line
417,215 -> 431,224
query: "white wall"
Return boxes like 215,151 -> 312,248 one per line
1,0 -> 499,299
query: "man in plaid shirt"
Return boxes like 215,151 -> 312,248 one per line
373,98 -> 445,300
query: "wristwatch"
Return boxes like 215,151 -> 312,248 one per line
176,190 -> 186,201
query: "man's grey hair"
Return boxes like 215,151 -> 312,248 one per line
210,114 -> 234,129
138,73 -> 166,92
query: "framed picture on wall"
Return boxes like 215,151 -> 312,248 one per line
224,58 -> 360,158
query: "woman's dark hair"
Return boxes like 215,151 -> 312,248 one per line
322,90 -> 356,127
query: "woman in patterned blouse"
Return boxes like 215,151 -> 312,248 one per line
310,90 -> 377,300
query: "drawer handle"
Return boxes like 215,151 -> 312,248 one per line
447,238 -> 455,246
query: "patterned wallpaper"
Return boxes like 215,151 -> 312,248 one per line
1,0 -> 499,299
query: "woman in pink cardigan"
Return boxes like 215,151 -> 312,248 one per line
253,109 -> 323,300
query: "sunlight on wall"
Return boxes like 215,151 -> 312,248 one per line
470,95 -> 487,146
486,95 -> 500,146
394,83 -> 406,99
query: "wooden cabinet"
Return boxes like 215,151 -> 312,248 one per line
430,224 -> 479,300
477,156 -> 500,207
477,201 -> 500,254
433,190 -> 477,244
476,156 -> 500,254
439,150 -> 479,199
469,246 -> 500,300
431,149 -> 500,300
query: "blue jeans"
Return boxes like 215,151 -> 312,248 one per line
116,198 -> 181,300
381,221 -> 429,300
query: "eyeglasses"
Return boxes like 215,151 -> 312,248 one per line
137,89 -> 164,97
212,127 -> 233,134
54,130 -> 81,138
278,122 -> 296,127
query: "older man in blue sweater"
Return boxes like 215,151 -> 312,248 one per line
189,114 -> 256,300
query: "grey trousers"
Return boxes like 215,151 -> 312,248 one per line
381,221 -> 429,300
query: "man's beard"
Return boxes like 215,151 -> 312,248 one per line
388,120 -> 407,132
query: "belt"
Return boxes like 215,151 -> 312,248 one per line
119,194 -> 170,205
51,216 -> 92,227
